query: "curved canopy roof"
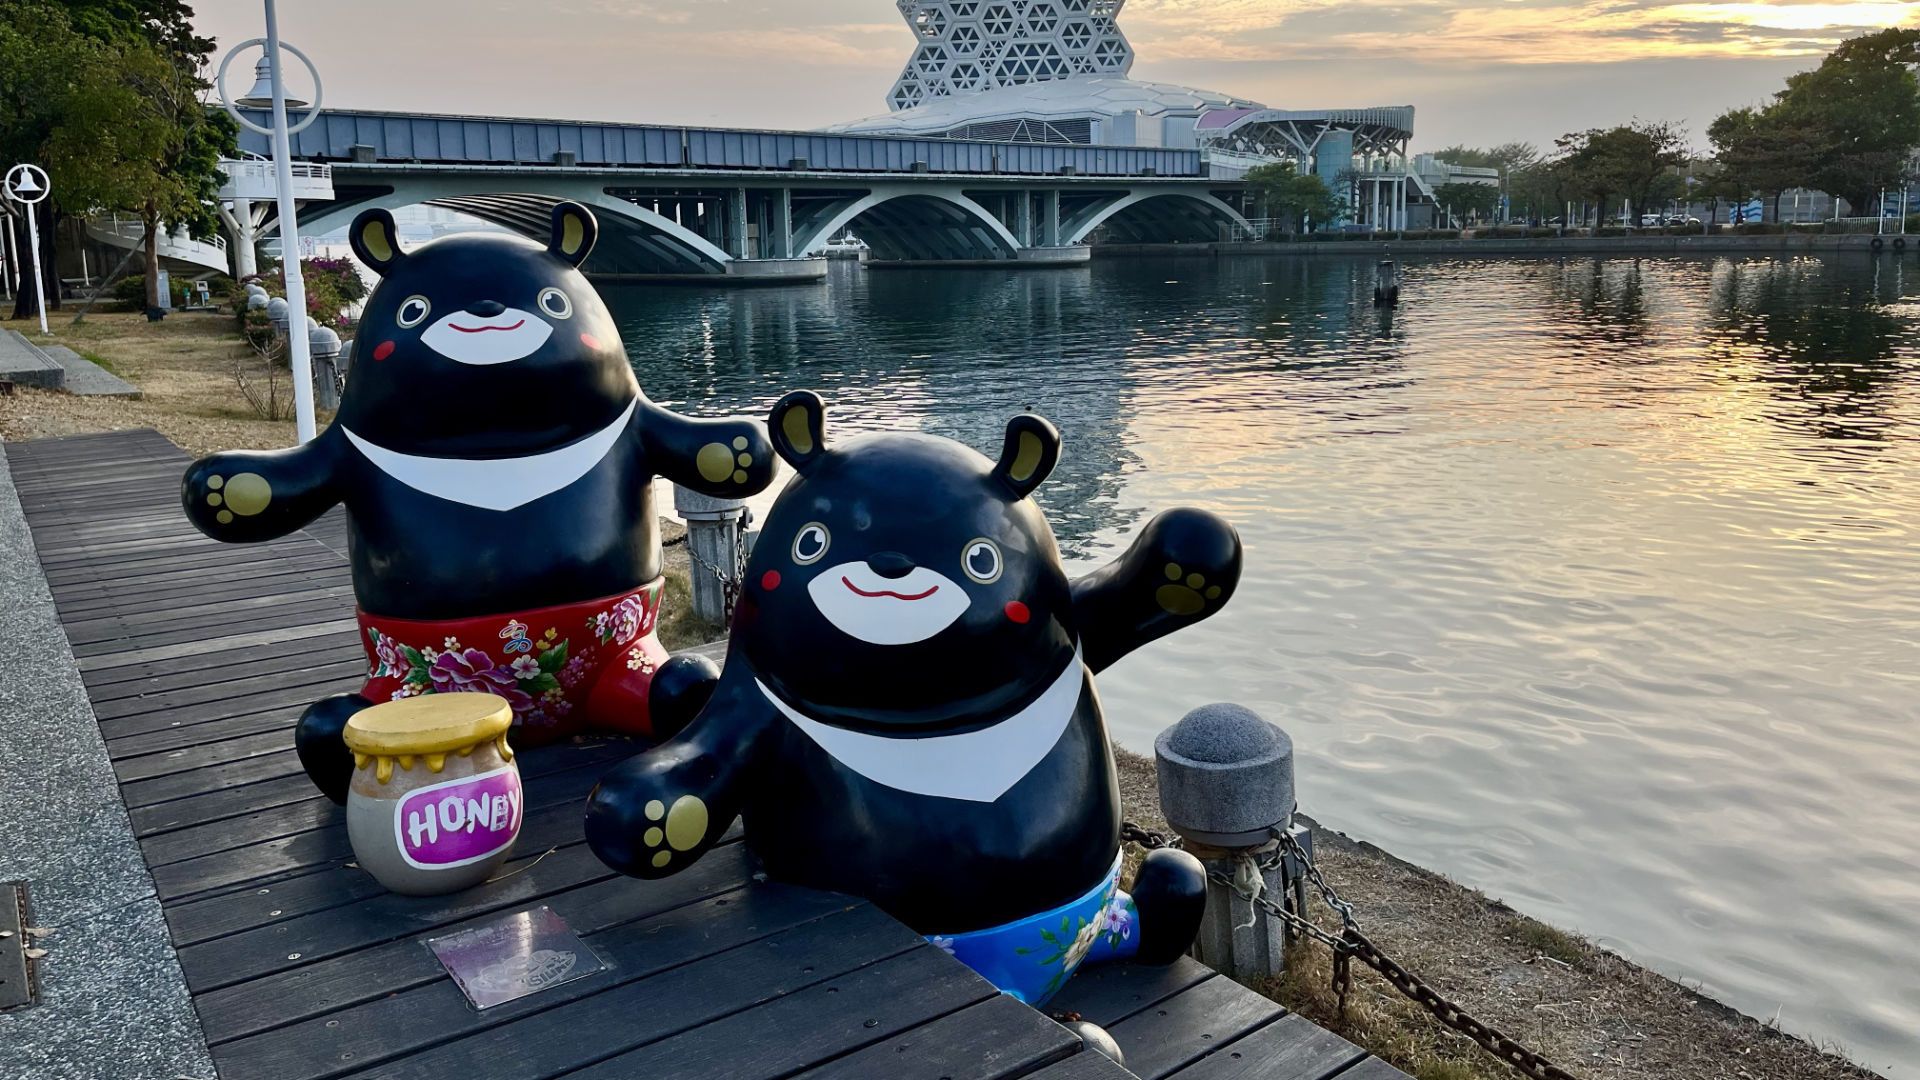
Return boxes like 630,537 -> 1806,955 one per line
829,76 -> 1262,137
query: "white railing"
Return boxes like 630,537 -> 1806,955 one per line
218,158 -> 334,202
86,213 -> 230,272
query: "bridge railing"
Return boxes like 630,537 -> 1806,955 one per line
236,109 -> 1203,179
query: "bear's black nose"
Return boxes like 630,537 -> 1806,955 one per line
866,552 -> 917,579
466,299 -> 507,317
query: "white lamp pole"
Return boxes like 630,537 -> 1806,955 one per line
4,164 -> 52,335
262,2 -> 315,442
218,1 -> 324,443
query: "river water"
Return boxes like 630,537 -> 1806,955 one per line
607,253 -> 1920,1075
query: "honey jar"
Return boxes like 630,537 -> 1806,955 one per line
343,693 -> 522,895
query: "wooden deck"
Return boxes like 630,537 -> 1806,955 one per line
5,428 -> 1405,1080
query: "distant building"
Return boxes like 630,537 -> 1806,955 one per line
829,0 -> 1434,229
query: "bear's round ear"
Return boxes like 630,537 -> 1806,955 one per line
769,390 -> 827,472
550,202 -> 597,266
349,209 -> 402,276
991,414 -> 1060,499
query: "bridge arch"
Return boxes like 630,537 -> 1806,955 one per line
1061,190 -> 1250,245
298,185 -> 734,276
792,187 -> 1021,262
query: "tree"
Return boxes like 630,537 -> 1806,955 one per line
1241,163 -> 1342,233
0,0 -> 232,315
1708,105 -> 1821,222
1772,28 -> 1920,211
1433,182 -> 1499,224
1554,121 -> 1690,226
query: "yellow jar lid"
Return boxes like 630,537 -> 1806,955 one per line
344,693 -> 514,757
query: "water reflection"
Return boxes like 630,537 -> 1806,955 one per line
608,253 -> 1920,1077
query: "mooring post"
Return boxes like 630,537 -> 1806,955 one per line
1154,703 -> 1308,980
309,320 -> 342,411
1373,259 -> 1400,307
673,485 -> 748,627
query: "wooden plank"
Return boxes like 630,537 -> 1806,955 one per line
75,619 -> 361,671
177,840 -> 633,990
81,630 -> 362,686
1023,1052 -> 1141,1079
116,729 -> 292,783
1050,954 -> 1215,1027
130,772 -> 337,839
140,749 -> 628,868
193,857 -> 792,1044
566,946 -> 996,1080
148,760 -> 611,902
99,659 -> 364,723
792,992 -> 1078,1080
210,886 -> 870,1079
1321,1058 -> 1413,1080
119,748 -> 306,808
1104,975 -> 1284,1080
336,906 -> 935,1080
108,707 -> 312,761
1162,1014 -> 1367,1080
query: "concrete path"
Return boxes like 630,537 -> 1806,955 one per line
0,437 -> 212,1080
0,328 -> 64,390
0,330 -> 140,397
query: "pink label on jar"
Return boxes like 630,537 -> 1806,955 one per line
395,765 -> 523,870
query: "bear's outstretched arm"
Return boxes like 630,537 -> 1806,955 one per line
181,433 -> 346,544
1069,507 -> 1243,674
584,680 -> 776,879
638,401 -> 778,499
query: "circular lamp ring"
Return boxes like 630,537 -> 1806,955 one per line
217,38 -> 326,137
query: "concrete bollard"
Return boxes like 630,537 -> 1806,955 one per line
1155,703 -> 1308,980
310,323 -> 343,411
266,296 -> 290,337
673,485 -> 749,628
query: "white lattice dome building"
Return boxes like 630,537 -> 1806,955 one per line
828,75 -> 1262,148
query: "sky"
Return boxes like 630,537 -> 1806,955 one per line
190,0 -> 1920,153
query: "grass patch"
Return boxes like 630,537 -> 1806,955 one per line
1257,939 -> 1505,1080
78,349 -> 121,375
655,566 -> 723,652
1508,919 -> 1588,967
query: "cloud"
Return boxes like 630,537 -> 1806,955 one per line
1123,0 -> 1920,63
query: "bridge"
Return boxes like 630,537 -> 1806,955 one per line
232,108 -> 1252,280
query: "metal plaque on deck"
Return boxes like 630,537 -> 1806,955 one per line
426,905 -> 603,1010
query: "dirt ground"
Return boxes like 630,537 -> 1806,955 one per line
1115,749 -> 1880,1080
5,309 -> 1881,1080
0,310 -> 304,454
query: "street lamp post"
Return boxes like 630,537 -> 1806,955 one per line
217,2 -> 324,443
4,164 -> 52,335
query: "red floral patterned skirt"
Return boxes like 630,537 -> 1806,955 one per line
356,579 -> 669,744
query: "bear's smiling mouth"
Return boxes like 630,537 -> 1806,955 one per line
449,319 -> 526,334
841,577 -> 939,601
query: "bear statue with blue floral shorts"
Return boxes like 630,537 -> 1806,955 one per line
586,390 -> 1243,1012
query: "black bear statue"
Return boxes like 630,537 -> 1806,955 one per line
586,390 -> 1242,1005
180,203 -> 777,803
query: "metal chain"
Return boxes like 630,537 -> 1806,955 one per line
1120,820 -> 1582,1080
681,509 -> 754,628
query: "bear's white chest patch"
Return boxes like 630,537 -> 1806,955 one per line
755,647 -> 1085,803
343,398 -> 636,512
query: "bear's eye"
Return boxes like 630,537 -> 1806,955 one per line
792,523 -> 830,565
961,538 -> 1002,584
396,295 -> 431,328
538,287 -> 572,320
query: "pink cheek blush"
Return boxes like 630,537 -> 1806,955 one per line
1004,601 -> 1030,624
581,332 -> 601,350
372,340 -> 395,361
761,570 -> 782,591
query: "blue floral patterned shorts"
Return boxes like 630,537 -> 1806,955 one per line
928,852 -> 1137,1006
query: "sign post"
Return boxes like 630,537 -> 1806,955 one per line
5,163 -> 52,335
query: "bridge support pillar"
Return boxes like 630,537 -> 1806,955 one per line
1042,190 -> 1060,247
1014,191 -> 1033,247
218,198 -> 259,280
770,188 -> 793,259
726,188 -> 749,259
